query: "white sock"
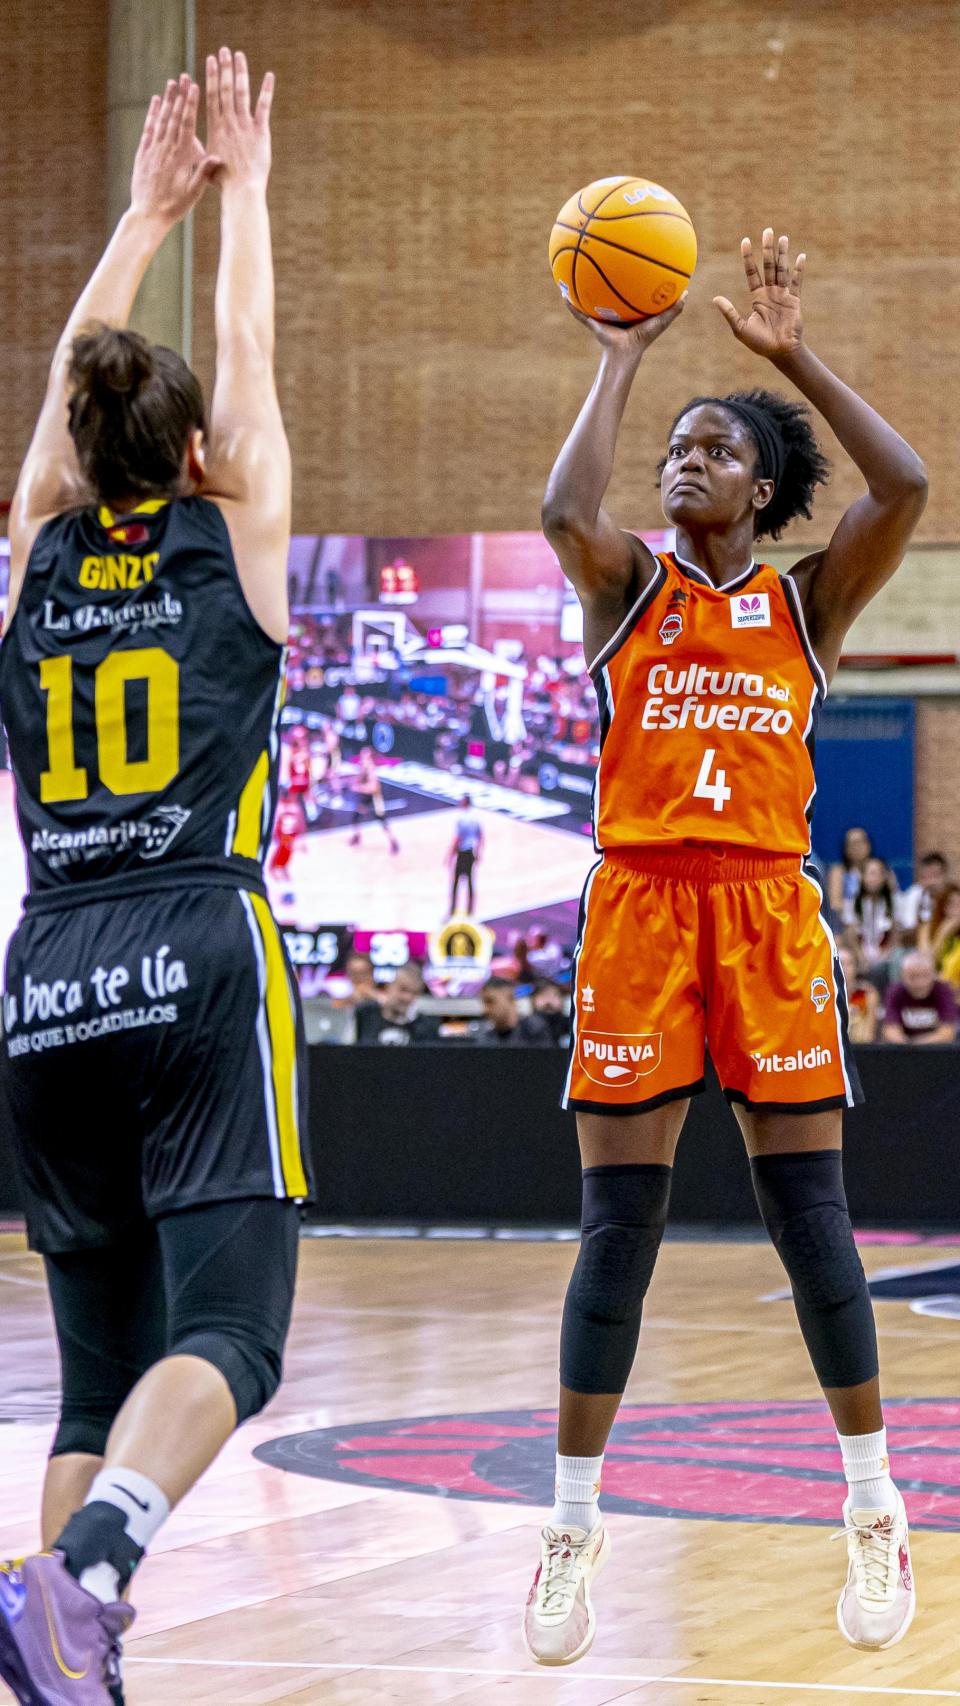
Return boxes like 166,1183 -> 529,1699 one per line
838,1427 -> 897,1512
551,1453 -> 603,1534
78,1468 -> 170,1603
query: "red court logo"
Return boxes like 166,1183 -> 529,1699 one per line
578,1030 -> 662,1086
254,1400 -> 960,1529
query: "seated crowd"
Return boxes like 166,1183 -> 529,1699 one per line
827,833 -> 958,1043
320,836 -> 960,1048
336,953 -> 570,1048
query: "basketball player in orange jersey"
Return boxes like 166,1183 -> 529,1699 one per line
0,54 -> 310,1705
523,230 -> 927,1664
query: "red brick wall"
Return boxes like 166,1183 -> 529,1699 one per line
194,0 -> 957,542
0,0 -> 107,501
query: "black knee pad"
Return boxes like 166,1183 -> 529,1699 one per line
51,1410 -> 115,1460
560,1163 -> 672,1395
171,1329 -> 282,1424
751,1149 -> 878,1388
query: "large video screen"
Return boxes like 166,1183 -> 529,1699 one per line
271,529 -> 668,989
0,530 -> 666,992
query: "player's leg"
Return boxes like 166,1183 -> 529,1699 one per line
0,1232 -> 165,1706
525,852 -> 704,1666
524,1102 -> 687,1668
50,1198 -> 298,1593
376,797 -> 399,853
558,1102 -> 687,1461
711,860 -> 913,1650
737,1104 -> 913,1649
41,1230 -> 166,1545
465,853 -> 475,912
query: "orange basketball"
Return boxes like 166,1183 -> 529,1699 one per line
549,176 -> 697,325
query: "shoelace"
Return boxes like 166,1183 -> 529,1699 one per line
831,1522 -> 897,1601
539,1531 -> 592,1613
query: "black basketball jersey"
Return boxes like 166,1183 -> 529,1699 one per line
0,496 -> 286,905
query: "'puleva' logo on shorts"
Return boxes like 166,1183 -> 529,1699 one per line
810,975 -> 831,1012
578,1030 -> 662,1086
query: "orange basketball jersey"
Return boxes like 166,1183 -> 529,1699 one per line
591,552 -> 827,854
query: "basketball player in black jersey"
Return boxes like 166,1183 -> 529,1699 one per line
0,54 -> 308,1706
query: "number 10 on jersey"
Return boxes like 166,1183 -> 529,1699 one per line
39,648 -> 180,802
693,747 -> 731,813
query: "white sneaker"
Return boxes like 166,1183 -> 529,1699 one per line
835,1488 -> 916,1650
522,1522 -> 610,1666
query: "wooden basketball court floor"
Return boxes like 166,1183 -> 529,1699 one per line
1,1228 -> 959,1703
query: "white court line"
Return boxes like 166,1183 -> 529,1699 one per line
0,1271 -> 45,1289
124,1656 -> 960,1697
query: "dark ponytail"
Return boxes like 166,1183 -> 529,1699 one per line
67,323 -> 206,504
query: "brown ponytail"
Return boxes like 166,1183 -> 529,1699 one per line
67,323 -> 206,504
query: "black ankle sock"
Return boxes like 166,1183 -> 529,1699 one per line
55,1502 -> 143,1595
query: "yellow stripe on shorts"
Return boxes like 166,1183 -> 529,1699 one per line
249,893 -> 308,1198
233,750 -> 270,859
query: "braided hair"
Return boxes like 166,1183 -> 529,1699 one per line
664,388 -> 831,541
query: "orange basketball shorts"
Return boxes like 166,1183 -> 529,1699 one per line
563,846 -> 862,1116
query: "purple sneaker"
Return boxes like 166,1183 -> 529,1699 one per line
0,1554 -> 133,1706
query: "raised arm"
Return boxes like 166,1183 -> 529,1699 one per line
714,230 -> 928,680
7,78 -> 216,606
542,301 -> 685,636
203,47 -> 290,645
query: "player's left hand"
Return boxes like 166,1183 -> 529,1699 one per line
130,75 -> 222,225
713,229 -> 805,359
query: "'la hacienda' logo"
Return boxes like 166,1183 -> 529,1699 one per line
255,1400 -> 960,1529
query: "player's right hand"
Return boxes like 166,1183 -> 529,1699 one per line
205,47 -> 274,190
130,74 -> 221,226
564,293 -> 686,356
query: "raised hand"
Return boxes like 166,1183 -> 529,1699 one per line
713,229 -> 805,359
205,47 -> 274,190
565,294 -> 687,359
130,74 -> 221,225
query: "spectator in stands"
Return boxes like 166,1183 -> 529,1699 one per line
838,945 -> 879,1043
354,962 -> 440,1045
882,951 -> 958,1045
828,825 -> 874,915
344,951 -> 379,1005
476,977 -> 554,1047
843,855 -> 900,972
919,884 -> 960,986
513,927 -> 567,985
532,979 -> 570,1047
898,851 -> 950,940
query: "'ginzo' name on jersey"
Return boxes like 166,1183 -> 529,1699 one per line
589,552 -> 827,856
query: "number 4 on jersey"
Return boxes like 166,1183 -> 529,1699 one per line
693,747 -> 731,813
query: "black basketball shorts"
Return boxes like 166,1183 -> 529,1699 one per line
1,884 -> 312,1252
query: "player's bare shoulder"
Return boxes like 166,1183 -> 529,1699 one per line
578,531 -> 661,673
